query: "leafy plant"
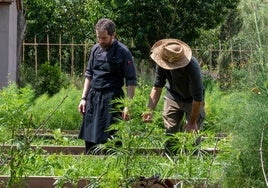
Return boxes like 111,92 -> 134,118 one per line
98,85 -> 164,186
3,75 -> 268,187
0,83 -> 69,187
0,83 -> 35,186
19,61 -> 71,97
78,83 -> 225,187
36,61 -> 70,96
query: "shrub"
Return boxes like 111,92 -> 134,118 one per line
0,83 -> 35,140
0,83 -> 38,186
19,62 -> 70,97
36,62 -> 70,96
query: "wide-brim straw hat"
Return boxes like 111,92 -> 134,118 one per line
150,39 -> 192,70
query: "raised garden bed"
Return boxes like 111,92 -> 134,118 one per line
18,129 -> 227,140
17,129 -> 79,139
0,175 -> 218,188
1,145 -> 218,155
1,129 -> 225,187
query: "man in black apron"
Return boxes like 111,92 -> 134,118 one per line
78,18 -> 137,154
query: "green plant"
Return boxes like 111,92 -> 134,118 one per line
100,85 -> 164,187
19,61 -> 71,97
30,84 -> 82,130
36,61 -> 70,96
82,83 -> 226,187
0,83 -> 69,187
204,84 -> 229,132
19,62 -> 39,88
221,92 -> 268,188
0,83 -> 35,186
0,82 -> 240,187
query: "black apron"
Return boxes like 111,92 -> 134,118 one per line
78,88 -> 123,143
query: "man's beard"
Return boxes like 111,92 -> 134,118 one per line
100,43 -> 110,49
100,39 -> 114,50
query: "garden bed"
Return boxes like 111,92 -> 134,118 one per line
0,175 -> 218,188
1,144 -> 218,155
1,127 -> 225,187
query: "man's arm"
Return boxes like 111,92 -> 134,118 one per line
147,86 -> 162,110
185,100 -> 202,132
78,77 -> 91,114
122,85 -> 136,120
142,86 -> 163,122
126,85 -> 135,99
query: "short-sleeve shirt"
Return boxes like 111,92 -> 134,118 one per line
85,40 -> 137,90
153,57 -> 204,102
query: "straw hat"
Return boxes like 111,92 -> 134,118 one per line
150,39 -> 192,70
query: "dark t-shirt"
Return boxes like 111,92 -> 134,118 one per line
85,40 -> 137,90
153,57 -> 204,102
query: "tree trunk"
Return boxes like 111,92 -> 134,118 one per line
17,1 -> 26,86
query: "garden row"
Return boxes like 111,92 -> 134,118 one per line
3,129 -> 225,155
0,129 -> 227,187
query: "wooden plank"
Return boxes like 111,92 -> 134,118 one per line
0,175 -> 90,188
1,145 -> 218,155
0,176 -> 217,188
1,145 -> 85,155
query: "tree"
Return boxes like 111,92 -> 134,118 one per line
24,0 -> 91,43
23,0 -> 240,60
23,0 -> 93,73
101,0 -> 240,58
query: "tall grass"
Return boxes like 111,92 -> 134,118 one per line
220,92 -> 268,187
30,84 -> 82,130
223,3 -> 268,186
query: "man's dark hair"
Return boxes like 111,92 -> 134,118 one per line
95,18 -> 116,36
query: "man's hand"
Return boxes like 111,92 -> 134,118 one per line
185,122 -> 198,132
78,99 -> 86,115
122,107 -> 130,121
142,112 -> 153,123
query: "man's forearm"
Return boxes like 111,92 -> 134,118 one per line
190,100 -> 202,124
147,87 -> 162,110
127,85 -> 135,99
81,77 -> 91,98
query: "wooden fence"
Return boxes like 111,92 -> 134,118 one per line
22,35 -> 255,75
22,35 -> 94,75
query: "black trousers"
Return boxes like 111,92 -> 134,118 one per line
85,141 -> 97,154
